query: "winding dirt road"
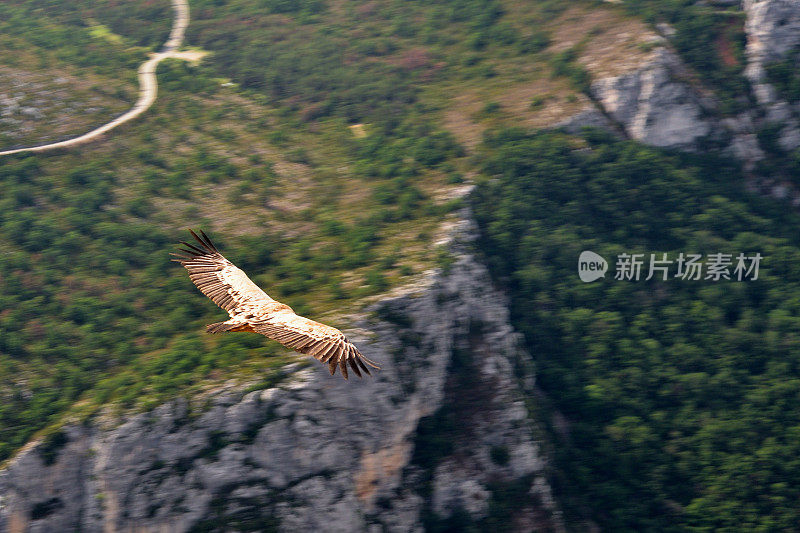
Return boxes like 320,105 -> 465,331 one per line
0,0 -> 193,157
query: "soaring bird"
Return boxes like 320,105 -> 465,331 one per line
172,230 -> 379,379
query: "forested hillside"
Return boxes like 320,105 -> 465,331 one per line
469,1 -> 800,529
3,0 -> 800,530
472,130 -> 800,529
0,0 -> 582,465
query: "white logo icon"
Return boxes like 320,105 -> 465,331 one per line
579,251 -> 608,282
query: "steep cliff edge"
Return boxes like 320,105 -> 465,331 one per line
0,213 -> 562,533
572,0 -> 800,160
569,0 -> 800,200
589,47 -> 719,151
743,0 -> 800,151
548,16 -> 744,156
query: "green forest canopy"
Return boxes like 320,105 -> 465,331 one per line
472,129 -> 800,531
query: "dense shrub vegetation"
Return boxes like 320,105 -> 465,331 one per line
472,129 -> 800,530
765,51 -> 800,103
187,0 -> 516,124
1,0 -> 171,51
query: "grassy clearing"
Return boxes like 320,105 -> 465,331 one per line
88,23 -> 124,45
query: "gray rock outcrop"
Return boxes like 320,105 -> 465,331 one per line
0,214 -> 562,533
571,3 -> 800,165
743,0 -> 800,150
589,48 -> 716,151
743,0 -> 800,104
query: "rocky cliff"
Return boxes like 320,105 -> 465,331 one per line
584,44 -> 766,163
558,25 -> 741,155
561,0 -> 800,177
743,0 -> 800,151
589,46 -> 716,151
0,213 -> 562,533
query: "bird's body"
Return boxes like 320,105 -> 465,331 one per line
172,230 -> 379,379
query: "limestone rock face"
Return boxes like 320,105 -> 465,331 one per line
743,0 -> 800,103
568,5 -> 800,164
566,3 -> 800,160
743,0 -> 800,150
0,214 -> 562,533
590,48 -> 715,150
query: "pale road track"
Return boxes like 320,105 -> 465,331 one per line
0,0 -> 191,157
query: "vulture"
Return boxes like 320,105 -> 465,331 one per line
172,230 -> 379,379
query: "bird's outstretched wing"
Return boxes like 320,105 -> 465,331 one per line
171,230 -> 274,315
172,230 -> 380,379
253,312 -> 380,379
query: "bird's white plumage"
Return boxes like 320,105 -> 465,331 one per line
217,263 -> 274,316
